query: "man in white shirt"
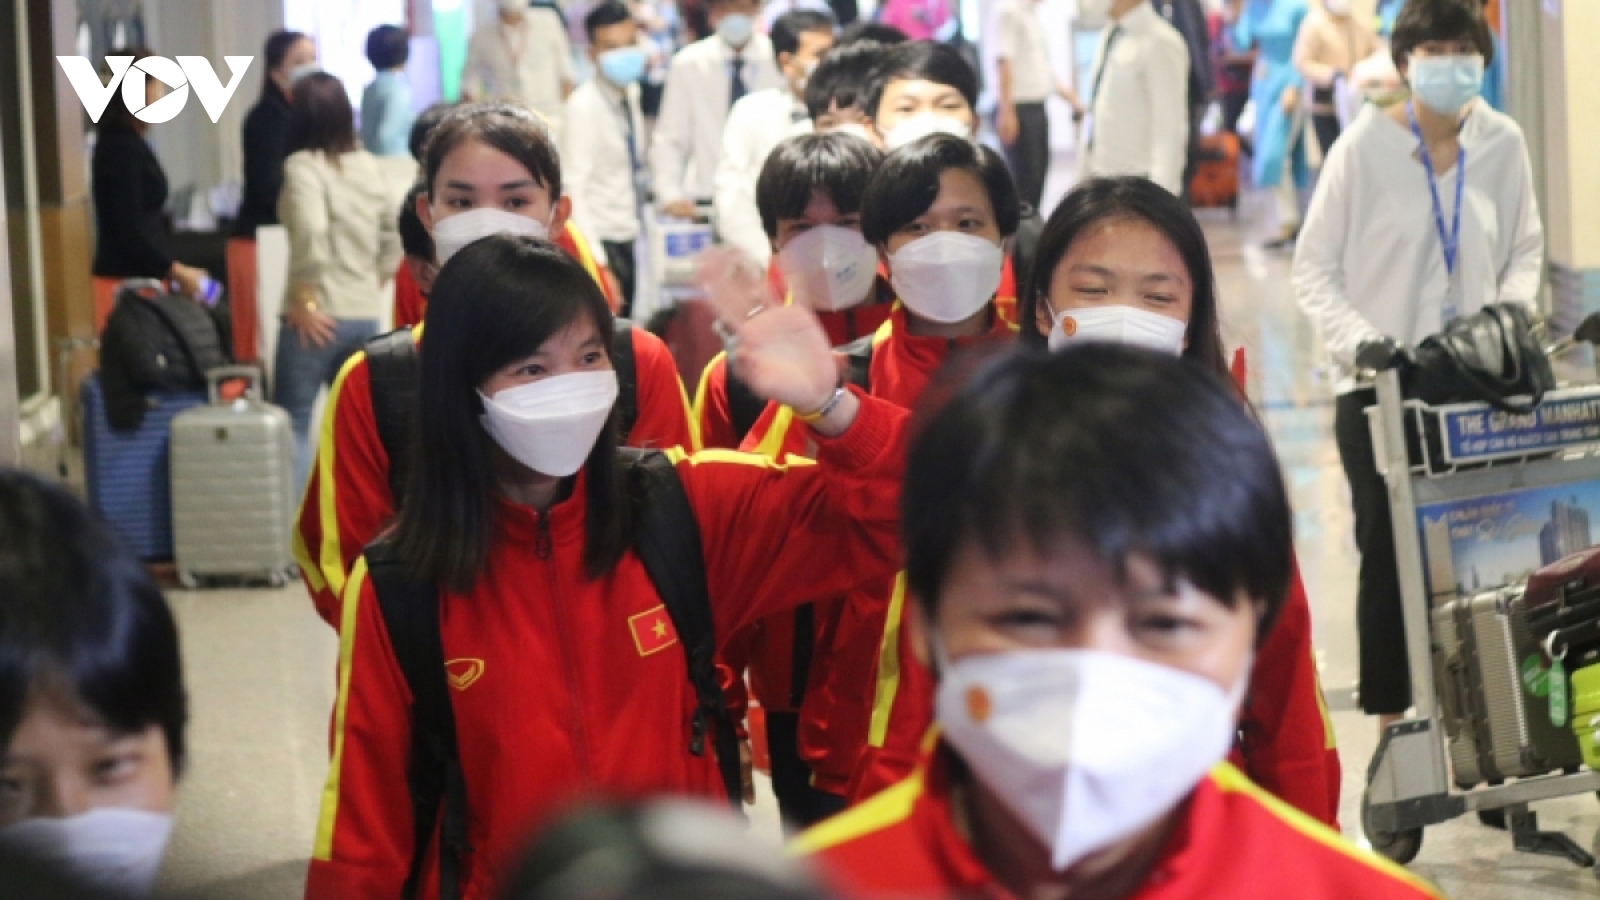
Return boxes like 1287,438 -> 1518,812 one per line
650,0 -> 782,219
463,0 -> 577,137
1080,0 -> 1190,196
564,1 -> 652,312
993,0 -> 1080,209
714,9 -> 836,264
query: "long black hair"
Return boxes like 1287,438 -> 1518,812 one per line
390,235 -> 629,593
1017,176 -> 1229,379
0,471 -> 187,770
261,30 -> 312,98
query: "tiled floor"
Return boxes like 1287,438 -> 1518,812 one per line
151,174 -> 1600,898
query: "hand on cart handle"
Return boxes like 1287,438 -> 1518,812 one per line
1355,337 -> 1412,374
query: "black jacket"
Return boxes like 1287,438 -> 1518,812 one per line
91,126 -> 174,279
235,86 -> 293,237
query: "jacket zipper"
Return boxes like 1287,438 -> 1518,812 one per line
537,510 -> 594,785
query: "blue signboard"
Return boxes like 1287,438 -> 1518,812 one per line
1440,391 -> 1600,463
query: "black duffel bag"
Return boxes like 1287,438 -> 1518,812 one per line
1403,302 -> 1554,415
99,278 -> 228,431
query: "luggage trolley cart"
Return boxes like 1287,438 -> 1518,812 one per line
1362,366 -> 1600,874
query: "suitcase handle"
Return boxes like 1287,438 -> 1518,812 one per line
205,365 -> 264,404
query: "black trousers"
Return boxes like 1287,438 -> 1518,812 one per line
1004,102 -> 1050,211
601,240 -> 637,318
1334,389 -> 1411,714
764,711 -> 847,829
1313,113 -> 1341,158
1179,100 -> 1207,203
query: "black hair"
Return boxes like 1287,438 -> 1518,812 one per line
422,103 -> 562,200
409,102 -> 455,164
864,40 -> 979,122
756,132 -> 883,238
1391,0 -> 1494,71
860,133 -> 1020,245
97,47 -> 156,132
771,10 -> 837,58
585,1 -> 635,42
0,471 -> 187,772
903,346 -> 1293,639
1018,176 -> 1229,378
262,30 -> 313,97
365,24 -> 411,71
838,21 -> 908,46
804,41 -> 886,120
287,71 -> 358,157
390,236 -> 627,592
399,181 -> 434,261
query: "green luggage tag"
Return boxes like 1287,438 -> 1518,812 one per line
1547,633 -> 1569,729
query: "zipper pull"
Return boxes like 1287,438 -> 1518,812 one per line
535,510 -> 553,560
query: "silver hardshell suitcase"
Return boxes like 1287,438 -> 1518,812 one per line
170,367 -> 297,587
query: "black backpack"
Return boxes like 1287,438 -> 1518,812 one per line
364,321 -> 641,502
364,448 -> 742,900
98,279 -> 228,431
726,333 -> 877,445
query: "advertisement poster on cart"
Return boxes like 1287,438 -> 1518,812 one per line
1417,481 -> 1600,601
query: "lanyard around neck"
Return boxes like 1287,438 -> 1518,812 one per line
1406,102 -> 1465,277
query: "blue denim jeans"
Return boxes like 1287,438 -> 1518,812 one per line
274,317 -> 379,490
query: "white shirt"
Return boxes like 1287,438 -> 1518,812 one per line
1082,2 -> 1190,195
563,78 -> 648,243
1294,100 -> 1544,392
713,87 -> 813,264
278,150 -> 401,320
650,34 -> 782,206
994,0 -> 1053,104
463,11 -> 576,135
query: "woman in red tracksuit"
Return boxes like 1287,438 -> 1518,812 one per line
305,234 -> 908,900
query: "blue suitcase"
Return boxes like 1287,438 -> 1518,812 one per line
81,373 -> 206,560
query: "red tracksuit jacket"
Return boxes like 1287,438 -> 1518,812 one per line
292,326 -> 697,628
305,393 -> 908,900
797,745 -> 1440,900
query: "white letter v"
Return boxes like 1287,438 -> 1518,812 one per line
177,56 -> 254,123
57,56 -> 133,123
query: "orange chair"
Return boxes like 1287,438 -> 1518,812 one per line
226,238 -> 259,363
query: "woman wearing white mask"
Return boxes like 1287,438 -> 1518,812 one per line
1019,176 -> 1344,828
799,345 -> 1441,900
1293,0 -> 1541,736
306,234 -> 909,900
0,471 -> 186,898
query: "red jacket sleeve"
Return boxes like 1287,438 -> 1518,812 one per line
626,329 -> 699,452
292,354 -> 397,627
693,354 -> 741,451
305,560 -> 419,900
393,261 -> 426,330
680,389 -> 908,643
1236,558 -> 1341,827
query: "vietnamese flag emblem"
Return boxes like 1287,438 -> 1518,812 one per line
629,605 -> 679,657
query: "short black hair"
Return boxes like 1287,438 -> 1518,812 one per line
365,24 -> 410,71
399,181 -> 434,261
585,1 -> 635,42
0,471 -> 187,772
756,132 -> 883,238
804,41 -> 886,120
1391,0 -> 1494,70
771,10 -> 836,58
409,102 -> 455,164
864,41 -> 979,122
903,346 -> 1293,639
861,133 -> 1020,245
422,103 -> 561,200
1019,176 -> 1228,379
839,21 -> 908,46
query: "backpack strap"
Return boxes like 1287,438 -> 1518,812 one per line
612,319 -> 640,441
363,543 -> 470,900
840,333 -> 875,392
619,448 -> 743,808
365,328 -> 421,503
725,366 -> 766,445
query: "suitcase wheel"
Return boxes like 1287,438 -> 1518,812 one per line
268,569 -> 288,589
1361,790 -> 1423,864
179,570 -> 200,591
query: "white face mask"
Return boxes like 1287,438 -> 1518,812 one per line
499,0 -> 527,14
881,113 -> 971,151
479,370 -> 619,477
937,646 -> 1245,871
827,123 -> 876,144
1046,302 -> 1188,355
889,232 -> 1003,325
778,225 -> 880,312
0,808 -> 174,897
1322,0 -> 1351,15
432,207 -> 551,266
287,63 -> 320,86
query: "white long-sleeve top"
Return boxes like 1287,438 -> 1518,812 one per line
1081,2 -> 1190,196
462,11 -> 576,136
650,34 -> 782,207
713,87 -> 811,264
1293,99 -> 1544,392
278,149 -> 402,320
562,78 -> 647,244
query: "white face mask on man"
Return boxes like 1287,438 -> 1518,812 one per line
881,114 -> 971,151
889,232 -> 1003,325
936,641 -> 1247,872
778,225 -> 880,312
1045,302 -> 1188,355
0,808 -> 174,897
432,207 -> 552,267
479,371 -> 619,477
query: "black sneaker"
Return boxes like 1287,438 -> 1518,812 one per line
1263,226 -> 1300,251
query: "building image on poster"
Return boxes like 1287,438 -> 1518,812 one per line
1418,483 -> 1600,602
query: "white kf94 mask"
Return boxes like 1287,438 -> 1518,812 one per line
1046,302 -> 1188,355
778,225 -> 881,312
889,232 -> 1003,325
479,370 -> 619,477
432,207 -> 552,266
0,808 -> 174,897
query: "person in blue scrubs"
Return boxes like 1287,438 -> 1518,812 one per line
1231,0 -> 1309,249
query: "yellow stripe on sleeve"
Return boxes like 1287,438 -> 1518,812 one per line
313,556 -> 369,861
791,771 -> 924,855
314,351 -> 367,606
752,405 -> 797,462
692,352 -> 727,436
867,573 -> 909,748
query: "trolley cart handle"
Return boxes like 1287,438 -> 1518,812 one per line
205,365 -> 264,405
